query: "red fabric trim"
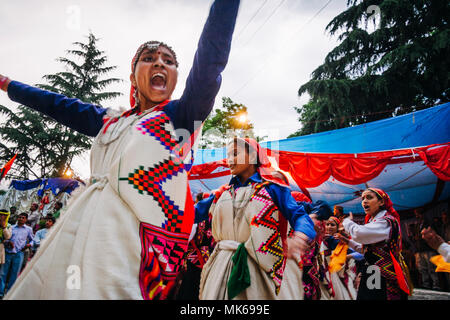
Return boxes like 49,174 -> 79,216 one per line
188,159 -> 230,180
181,183 -> 195,234
102,100 -> 170,134
418,144 -> 450,181
268,143 -> 450,188
291,191 -> 312,203
190,240 -> 206,268
279,211 -> 288,257
390,251 -> 410,295
189,143 -> 450,188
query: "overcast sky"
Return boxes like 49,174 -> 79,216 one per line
0,0 -> 349,181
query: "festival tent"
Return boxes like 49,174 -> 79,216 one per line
0,178 -> 82,216
188,102 -> 450,215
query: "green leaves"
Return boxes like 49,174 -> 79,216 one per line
291,0 -> 449,137
200,97 -> 262,149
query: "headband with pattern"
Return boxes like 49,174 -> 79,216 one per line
364,188 -> 400,224
129,41 -> 178,108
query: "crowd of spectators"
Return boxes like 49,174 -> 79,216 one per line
0,201 -> 63,298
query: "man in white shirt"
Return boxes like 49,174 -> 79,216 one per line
31,215 -> 55,253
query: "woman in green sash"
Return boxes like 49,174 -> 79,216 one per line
195,137 -> 316,300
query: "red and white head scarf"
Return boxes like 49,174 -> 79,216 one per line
232,137 -> 289,187
364,188 -> 400,224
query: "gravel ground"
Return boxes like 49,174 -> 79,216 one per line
409,288 -> 450,300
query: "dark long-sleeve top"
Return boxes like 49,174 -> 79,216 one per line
323,235 -> 364,261
195,172 -> 317,241
7,0 -> 240,138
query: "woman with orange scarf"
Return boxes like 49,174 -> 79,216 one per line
342,188 -> 412,300
320,211 -> 361,300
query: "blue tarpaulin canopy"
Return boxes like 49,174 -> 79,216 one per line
10,178 -> 81,196
194,102 -> 450,163
190,103 -> 450,214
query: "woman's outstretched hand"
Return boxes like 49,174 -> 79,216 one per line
348,211 -> 354,221
421,226 -> 444,251
287,231 -> 311,262
335,232 -> 350,244
0,74 -> 11,91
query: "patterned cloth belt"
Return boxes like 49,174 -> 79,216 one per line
217,240 -> 240,251
89,175 -> 109,190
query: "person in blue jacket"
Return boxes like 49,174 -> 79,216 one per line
0,0 -> 240,300
197,137 -> 316,300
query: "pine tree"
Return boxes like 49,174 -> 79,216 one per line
0,32 -> 122,179
290,0 -> 449,137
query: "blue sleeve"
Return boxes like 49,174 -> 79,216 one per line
348,252 -> 364,261
325,236 -> 340,251
194,193 -> 215,224
28,228 -> 34,243
164,0 -> 240,135
265,184 -> 316,241
7,81 -> 108,137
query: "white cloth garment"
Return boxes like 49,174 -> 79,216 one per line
438,242 -> 450,263
5,108 -> 194,300
199,184 -> 304,300
342,210 -> 391,245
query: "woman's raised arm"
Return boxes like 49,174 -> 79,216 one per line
1,74 -> 107,137
165,0 -> 240,135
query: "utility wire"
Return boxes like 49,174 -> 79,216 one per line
232,0 -> 334,97
239,0 -> 287,48
235,0 -> 269,40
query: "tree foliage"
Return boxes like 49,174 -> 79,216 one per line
0,33 -> 122,179
290,0 -> 449,137
200,97 -> 262,148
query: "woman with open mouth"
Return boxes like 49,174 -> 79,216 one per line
319,211 -> 361,300
342,188 -> 413,300
195,137 -> 316,300
0,0 -> 240,300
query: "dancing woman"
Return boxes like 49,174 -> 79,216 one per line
0,0 -> 240,299
320,214 -> 360,300
297,199 -> 334,300
196,137 -> 316,300
342,188 -> 412,300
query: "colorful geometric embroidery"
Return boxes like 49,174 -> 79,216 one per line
301,241 -> 321,300
185,217 -> 216,269
136,112 -> 179,153
139,222 -> 189,300
121,160 -> 185,232
250,187 -> 286,294
102,107 -> 141,134
366,215 -> 408,300
137,110 -> 200,171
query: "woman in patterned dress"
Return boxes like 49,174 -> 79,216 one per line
342,188 -> 412,300
196,137 -> 316,300
0,0 -> 240,299
320,215 -> 360,300
296,198 -> 335,300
